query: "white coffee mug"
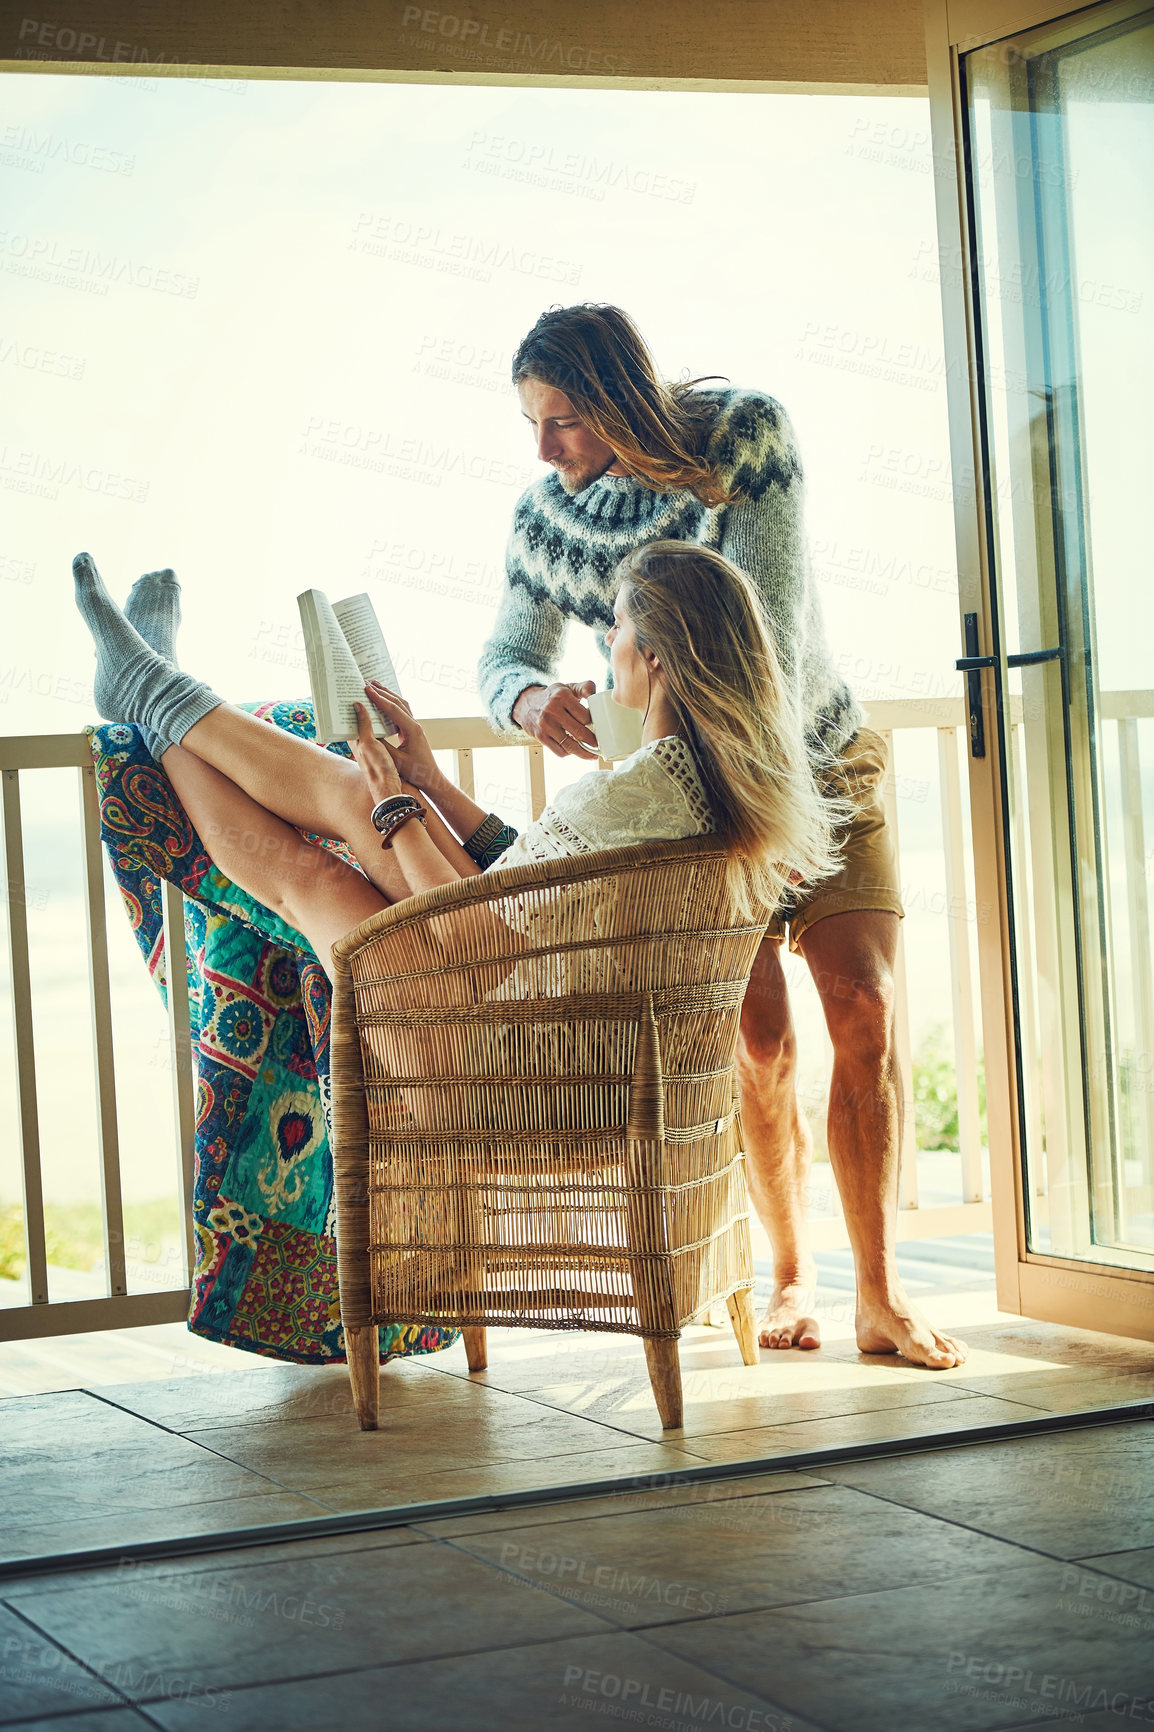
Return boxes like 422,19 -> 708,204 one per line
585,689 -> 644,761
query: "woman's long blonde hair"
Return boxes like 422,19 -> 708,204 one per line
511,303 -> 737,507
616,541 -> 842,922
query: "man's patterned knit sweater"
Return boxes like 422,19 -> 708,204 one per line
478,385 -> 863,761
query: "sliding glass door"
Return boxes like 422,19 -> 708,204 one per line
929,0 -> 1154,1331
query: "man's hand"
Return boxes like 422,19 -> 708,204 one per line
513,680 -> 600,760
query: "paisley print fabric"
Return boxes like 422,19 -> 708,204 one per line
87,702 -> 457,1368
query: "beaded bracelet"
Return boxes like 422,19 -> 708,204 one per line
462,811 -> 520,869
377,804 -> 428,849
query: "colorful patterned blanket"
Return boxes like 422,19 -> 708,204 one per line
87,701 -> 458,1367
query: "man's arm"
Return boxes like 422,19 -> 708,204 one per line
478,558 -> 598,758
719,400 -> 863,754
478,563 -> 568,734
710,394 -> 812,718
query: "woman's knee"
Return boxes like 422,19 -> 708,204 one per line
279,837 -> 381,932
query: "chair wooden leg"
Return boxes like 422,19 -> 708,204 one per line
643,1337 -> 683,1429
345,1324 -> 380,1430
727,1288 -> 760,1366
462,1325 -> 488,1371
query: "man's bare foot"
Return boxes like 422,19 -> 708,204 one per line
759,1277 -> 821,1350
855,1294 -> 967,1369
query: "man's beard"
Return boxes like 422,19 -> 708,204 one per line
554,453 -> 618,495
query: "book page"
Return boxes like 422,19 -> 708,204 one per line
332,593 -> 402,739
332,594 -> 402,692
297,589 -> 395,743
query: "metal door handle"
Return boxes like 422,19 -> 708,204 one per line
955,648 -> 1061,670
955,628 -> 1064,759
958,614 -> 988,758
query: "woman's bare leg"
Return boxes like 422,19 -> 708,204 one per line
175,705 -> 480,896
158,743 -> 391,972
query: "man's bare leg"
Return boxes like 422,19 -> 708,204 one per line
736,935 -> 820,1350
799,910 -> 967,1369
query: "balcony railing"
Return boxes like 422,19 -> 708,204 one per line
0,698 -> 1049,1340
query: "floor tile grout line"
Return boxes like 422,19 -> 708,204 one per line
917,1381 -> 1082,1410
0,1478 -> 340,1566
422,1529 -> 645,1638
0,1549 -> 1073,1718
811,1476 -> 1133,1570
432,1521 -> 1052,1640
0,1621 -> 744,1713
425,1516 -> 919,1683
3,1396 -> 1150,1585
9,1481 -> 831,1595
131,1705 -> 169,1730
119,1418 -> 348,1513
628,1393 -> 1056,1456
0,1527 -> 432,1600
0,1593 -> 149,1719
452,1376 -> 693,1446
430,1373 -> 1069,1449
412,1477 -> 829,1538
2,1479 -> 830,1596
626,1622 -> 843,1732
83,1385 -> 200,1438
74,1383 -> 351,1513
617,1551 -> 1050,1628
0,1489 -> 1146,1715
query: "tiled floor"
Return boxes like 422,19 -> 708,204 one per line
1,1418 -> 1152,1730
2,1272 -> 1153,1563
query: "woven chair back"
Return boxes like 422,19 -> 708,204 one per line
331,836 -> 770,1341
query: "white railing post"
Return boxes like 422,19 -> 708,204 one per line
453,746 -> 475,800
1118,716 -> 1154,1178
78,763 -> 128,1297
938,725 -> 984,1202
1,767 -> 49,1305
526,742 -> 547,821
1009,718 -> 1046,1195
161,880 -> 198,1286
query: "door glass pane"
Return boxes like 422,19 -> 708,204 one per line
965,8 -> 1154,1268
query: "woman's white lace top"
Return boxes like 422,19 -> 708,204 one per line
487,735 -> 715,871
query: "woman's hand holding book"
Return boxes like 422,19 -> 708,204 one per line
353,683 -> 441,794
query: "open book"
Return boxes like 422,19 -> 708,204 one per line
297,590 -> 404,745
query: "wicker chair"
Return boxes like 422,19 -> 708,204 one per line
330,834 -> 771,1431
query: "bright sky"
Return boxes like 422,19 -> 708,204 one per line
1,74 -> 964,736
1,72 -> 983,1218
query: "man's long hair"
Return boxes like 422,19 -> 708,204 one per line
616,541 -> 842,922
511,303 -> 737,506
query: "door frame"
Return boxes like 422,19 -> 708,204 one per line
924,0 -> 1154,1338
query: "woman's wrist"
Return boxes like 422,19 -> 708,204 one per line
408,762 -> 450,801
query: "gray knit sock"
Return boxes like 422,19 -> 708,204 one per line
73,551 -> 223,744
124,567 -> 181,667
124,570 -> 181,761
135,722 -> 170,763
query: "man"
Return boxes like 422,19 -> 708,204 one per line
479,303 -> 965,1369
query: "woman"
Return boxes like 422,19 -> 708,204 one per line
72,539 -> 839,974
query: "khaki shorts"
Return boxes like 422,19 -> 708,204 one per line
765,727 -> 905,952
